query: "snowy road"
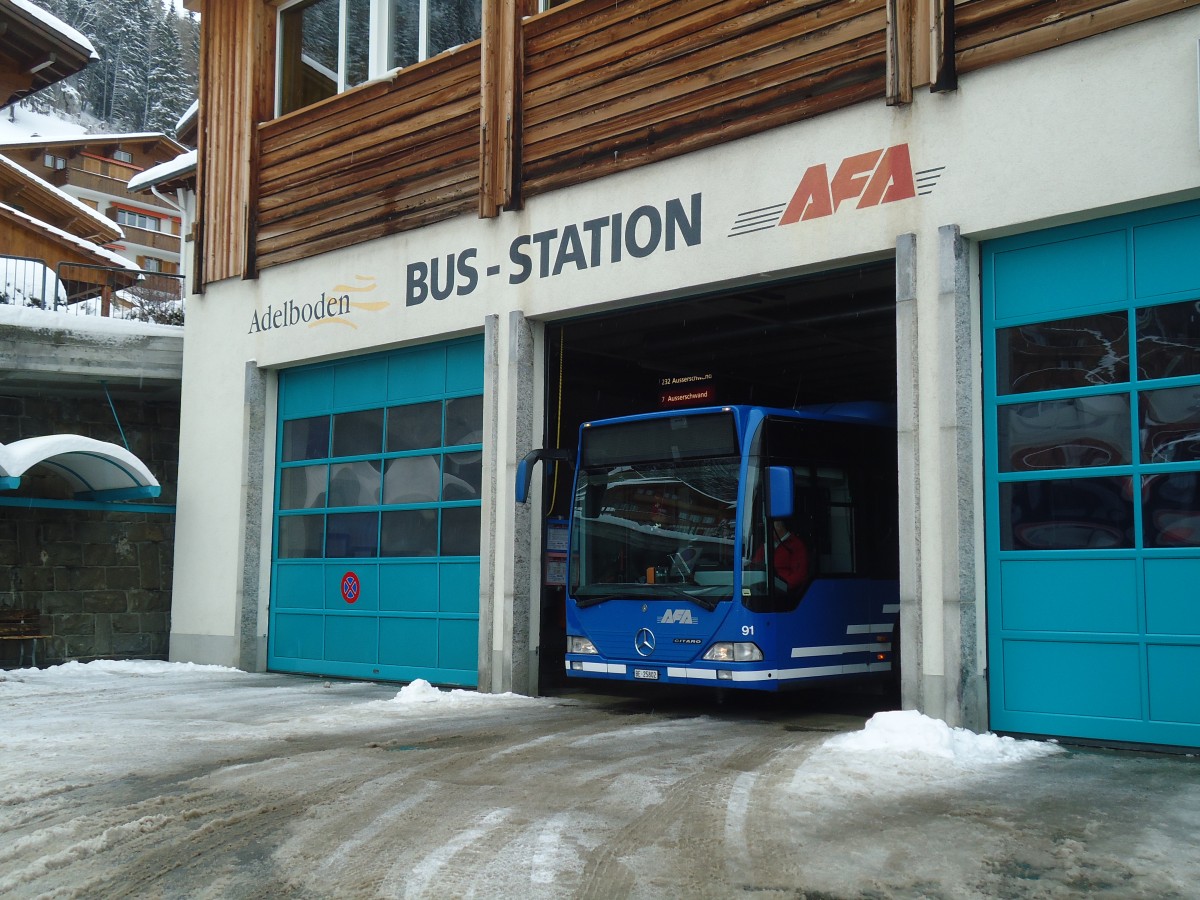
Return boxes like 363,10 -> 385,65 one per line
2,662 -> 1199,899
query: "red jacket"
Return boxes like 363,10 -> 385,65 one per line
752,531 -> 810,591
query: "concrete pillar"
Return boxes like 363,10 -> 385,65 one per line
478,311 -> 537,695
936,225 -> 986,731
236,360 -> 268,672
895,233 -> 922,712
899,224 -> 986,730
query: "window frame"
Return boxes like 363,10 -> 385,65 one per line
274,0 -> 477,116
115,208 -> 163,232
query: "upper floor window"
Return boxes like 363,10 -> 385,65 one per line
43,154 -> 66,170
277,0 -> 481,116
113,150 -> 134,164
116,209 -> 162,232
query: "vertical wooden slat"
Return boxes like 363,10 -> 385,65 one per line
480,0 -> 527,217
912,0 -> 931,89
931,0 -> 957,91
886,0 -> 914,104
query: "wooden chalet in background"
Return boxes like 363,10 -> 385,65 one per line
0,134 -> 189,281
188,0 -> 1198,286
0,152 -> 141,305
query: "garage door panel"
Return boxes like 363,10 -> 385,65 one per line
334,356 -> 388,408
1002,640 -> 1143,719
446,341 -> 485,392
992,230 -> 1127,322
380,617 -> 439,668
439,619 -> 478,672
440,562 -> 480,614
1145,559 -> 1200,634
1148,645 -> 1200,724
380,562 -> 438,611
1133,216 -> 1200,300
999,559 -> 1137,633
273,613 -> 324,659
324,615 -> 378,663
275,563 -> 324,608
388,345 -> 445,400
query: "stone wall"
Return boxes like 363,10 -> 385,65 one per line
0,391 -> 179,667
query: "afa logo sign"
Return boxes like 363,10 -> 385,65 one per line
727,143 -> 944,236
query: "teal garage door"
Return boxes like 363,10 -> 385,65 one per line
268,337 -> 484,686
984,201 -> 1200,747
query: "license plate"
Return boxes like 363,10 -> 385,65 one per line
633,668 -> 659,680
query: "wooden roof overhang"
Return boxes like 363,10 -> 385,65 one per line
0,157 -> 122,244
0,205 -> 140,301
0,0 -> 96,106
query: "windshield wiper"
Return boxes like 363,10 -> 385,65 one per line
575,593 -> 623,609
666,588 -> 719,612
574,587 -> 722,611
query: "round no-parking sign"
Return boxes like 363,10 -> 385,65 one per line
341,571 -> 360,604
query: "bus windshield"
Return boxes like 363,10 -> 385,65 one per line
569,457 -> 740,607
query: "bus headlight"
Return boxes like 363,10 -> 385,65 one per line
567,635 -> 598,655
702,642 -> 763,662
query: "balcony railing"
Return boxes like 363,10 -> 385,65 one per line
1,255 -> 184,322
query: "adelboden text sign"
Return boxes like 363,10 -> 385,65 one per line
248,194 -> 703,334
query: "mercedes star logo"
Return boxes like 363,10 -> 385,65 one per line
634,627 -> 656,657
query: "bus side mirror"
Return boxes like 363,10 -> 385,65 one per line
516,456 -> 534,504
515,448 -> 573,504
766,466 -> 794,519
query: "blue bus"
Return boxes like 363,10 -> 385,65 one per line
519,403 -> 900,692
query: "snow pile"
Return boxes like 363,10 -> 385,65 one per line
824,709 -> 1063,764
35,658 -> 240,678
389,678 -> 538,707
787,710 -> 1063,807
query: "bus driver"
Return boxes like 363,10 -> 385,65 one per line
752,520 -> 810,593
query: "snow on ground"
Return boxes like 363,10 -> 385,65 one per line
0,661 -> 1047,808
6,661 -> 1198,899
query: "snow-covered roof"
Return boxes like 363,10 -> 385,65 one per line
0,132 -> 188,154
128,149 -> 197,192
0,153 -> 124,242
0,202 -> 137,271
7,0 -> 98,60
176,100 -> 199,135
0,434 -> 160,500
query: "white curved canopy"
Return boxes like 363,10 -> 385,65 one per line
0,435 -> 160,500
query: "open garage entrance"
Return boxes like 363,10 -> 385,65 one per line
532,261 -> 900,691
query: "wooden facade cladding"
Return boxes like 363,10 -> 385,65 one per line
196,0 -> 274,285
195,0 -> 1197,281
521,0 -> 888,198
255,47 -> 483,271
954,0 -> 1200,76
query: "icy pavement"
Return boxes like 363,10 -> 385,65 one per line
2,662 -> 1199,899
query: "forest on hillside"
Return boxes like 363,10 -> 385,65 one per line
22,0 -> 199,139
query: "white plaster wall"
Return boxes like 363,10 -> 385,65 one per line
171,8 -> 1200,690
169,278 -> 266,664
